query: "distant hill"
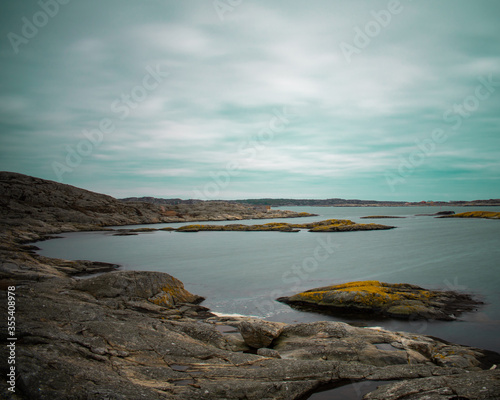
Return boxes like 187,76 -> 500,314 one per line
230,198 -> 500,207
121,196 -> 500,207
230,198 -> 405,207
121,196 -> 201,205
0,172 -> 312,236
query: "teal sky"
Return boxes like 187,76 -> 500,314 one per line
1,0 -> 499,201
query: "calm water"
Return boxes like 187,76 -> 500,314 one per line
36,206 -> 500,353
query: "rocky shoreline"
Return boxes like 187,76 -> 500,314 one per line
3,269 -> 500,400
1,172 -> 500,399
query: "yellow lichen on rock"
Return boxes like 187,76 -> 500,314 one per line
441,211 -> 500,219
174,219 -> 395,232
278,279 -> 481,321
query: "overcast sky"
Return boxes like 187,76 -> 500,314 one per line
1,0 -> 499,201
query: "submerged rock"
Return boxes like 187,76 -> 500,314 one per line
415,210 -> 455,216
277,280 -> 482,321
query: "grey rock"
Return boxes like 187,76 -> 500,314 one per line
278,281 -> 482,321
74,270 -> 204,307
257,348 -> 282,358
238,318 -> 286,348
363,369 -> 500,399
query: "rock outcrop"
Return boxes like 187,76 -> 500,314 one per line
1,276 -> 499,400
438,211 -> 500,219
74,270 -> 204,308
0,171 -> 315,237
277,281 -> 482,321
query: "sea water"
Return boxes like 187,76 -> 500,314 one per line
36,206 -> 500,353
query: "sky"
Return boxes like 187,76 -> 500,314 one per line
0,0 -> 499,201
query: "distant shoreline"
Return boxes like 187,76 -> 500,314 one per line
122,196 -> 500,208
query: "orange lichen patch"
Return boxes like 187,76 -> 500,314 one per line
279,279 -> 482,320
329,281 -> 433,297
292,281 -> 436,308
148,284 -> 199,308
309,225 -> 342,232
308,222 -> 394,232
285,219 -> 355,229
444,211 -> 500,219
312,219 -> 356,226
323,280 -> 383,291
262,222 -> 290,227
176,224 -> 221,231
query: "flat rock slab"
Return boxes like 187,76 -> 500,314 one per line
277,280 -> 482,321
364,369 -> 500,400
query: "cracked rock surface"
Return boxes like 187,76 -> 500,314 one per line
1,273 -> 499,400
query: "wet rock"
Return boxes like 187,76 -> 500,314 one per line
363,369 -> 500,399
416,211 -> 455,216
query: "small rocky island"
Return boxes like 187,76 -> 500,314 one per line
175,219 -> 395,232
360,215 -> 406,219
277,280 -> 483,321
438,211 -> 500,219
1,172 -> 500,400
